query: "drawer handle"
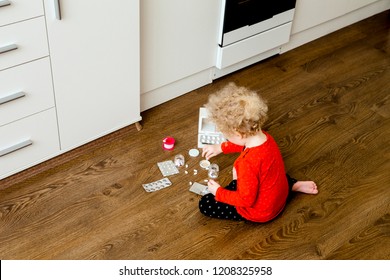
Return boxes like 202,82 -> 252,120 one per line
0,44 -> 18,55
0,91 -> 26,105
0,1 -> 11,8
0,139 -> 33,157
54,0 -> 62,20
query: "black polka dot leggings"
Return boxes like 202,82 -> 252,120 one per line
198,175 -> 298,221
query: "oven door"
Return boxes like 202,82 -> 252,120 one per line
220,0 -> 296,46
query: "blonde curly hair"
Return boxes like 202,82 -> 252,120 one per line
205,82 -> 268,137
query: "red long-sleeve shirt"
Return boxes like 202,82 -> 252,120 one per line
215,131 -> 289,222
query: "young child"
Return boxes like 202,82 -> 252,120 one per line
200,83 -> 318,222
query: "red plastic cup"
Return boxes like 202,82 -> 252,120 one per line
162,137 -> 175,150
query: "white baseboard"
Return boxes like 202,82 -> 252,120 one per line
281,0 -> 390,53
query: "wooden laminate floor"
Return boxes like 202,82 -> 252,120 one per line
1,11 -> 389,260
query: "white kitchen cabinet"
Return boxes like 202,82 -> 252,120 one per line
44,0 -> 141,150
140,0 -> 221,111
0,0 -> 59,180
292,0 -> 379,34
282,0 -> 390,52
1,1 -> 141,179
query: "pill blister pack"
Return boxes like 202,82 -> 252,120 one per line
199,134 -> 225,146
189,182 -> 210,196
142,178 -> 172,192
157,160 -> 179,177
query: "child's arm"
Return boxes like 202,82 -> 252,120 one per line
202,141 -> 245,160
221,141 -> 245,153
215,161 -> 258,207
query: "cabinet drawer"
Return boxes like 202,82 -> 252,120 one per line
0,108 -> 59,179
0,57 -> 54,126
0,16 -> 48,71
0,0 -> 44,27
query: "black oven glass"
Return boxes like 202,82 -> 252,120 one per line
223,0 -> 297,34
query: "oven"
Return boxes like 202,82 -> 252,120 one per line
215,0 -> 297,74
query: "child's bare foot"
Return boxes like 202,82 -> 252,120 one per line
292,181 -> 318,194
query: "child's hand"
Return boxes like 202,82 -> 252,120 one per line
232,166 -> 237,180
207,179 -> 221,195
202,144 -> 222,160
